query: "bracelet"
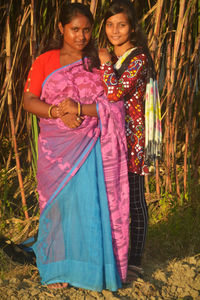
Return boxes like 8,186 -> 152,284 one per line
48,105 -> 56,119
77,102 -> 82,116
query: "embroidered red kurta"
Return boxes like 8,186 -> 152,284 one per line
100,52 -> 149,174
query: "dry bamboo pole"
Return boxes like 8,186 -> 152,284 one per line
190,33 -> 200,171
170,0 -> 186,91
153,0 -> 164,44
194,150 -> 200,180
170,73 -> 186,198
150,0 -> 164,64
187,65 -> 199,170
53,0 -> 59,40
14,92 -> 23,136
30,0 -> 36,63
90,0 -> 98,16
148,0 -> 165,195
184,29 -> 192,194
147,0 -> 151,9
174,73 -> 188,196
25,0 -> 37,166
141,3 -> 157,25
164,0 -> 174,193
184,4 -> 199,194
191,32 -> 200,63
168,0 -> 196,197
170,3 -> 189,197
5,10 -> 28,219
144,175 -> 150,195
71,0 -> 83,3
0,6 -> 30,121
167,0 -> 184,195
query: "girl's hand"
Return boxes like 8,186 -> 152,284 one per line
60,113 -> 84,129
99,48 -> 112,65
59,98 -> 78,116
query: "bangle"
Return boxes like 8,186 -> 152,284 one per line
48,105 -> 56,119
77,102 -> 82,116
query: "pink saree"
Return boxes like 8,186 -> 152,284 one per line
36,59 -> 129,281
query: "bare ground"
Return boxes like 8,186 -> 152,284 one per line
0,249 -> 199,299
0,218 -> 200,299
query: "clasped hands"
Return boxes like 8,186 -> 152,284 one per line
58,98 -> 84,129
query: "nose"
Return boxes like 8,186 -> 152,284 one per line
113,25 -> 119,34
78,30 -> 85,40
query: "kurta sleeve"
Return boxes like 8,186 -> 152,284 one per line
100,54 -> 148,102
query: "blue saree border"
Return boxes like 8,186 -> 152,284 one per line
42,59 -> 82,88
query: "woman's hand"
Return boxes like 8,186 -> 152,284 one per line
99,48 -> 112,65
59,98 -> 78,116
60,113 -> 84,129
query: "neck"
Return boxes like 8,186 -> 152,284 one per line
59,46 -> 83,66
60,45 -> 83,59
114,41 -> 134,58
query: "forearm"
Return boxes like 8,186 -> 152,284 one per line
81,103 -> 97,117
23,92 -> 58,119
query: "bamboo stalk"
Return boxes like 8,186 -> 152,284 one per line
5,10 -> 28,219
0,0 -> 199,216
154,0 -> 164,39
0,6 -> 30,121
170,4 -> 189,197
145,175 -> 150,195
149,0 -> 165,196
164,0 -> 174,193
90,0 -> 98,16
30,0 -> 36,62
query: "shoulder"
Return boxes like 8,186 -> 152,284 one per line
129,52 -> 148,68
34,49 -> 59,64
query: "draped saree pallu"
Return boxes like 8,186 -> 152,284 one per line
32,59 -> 129,291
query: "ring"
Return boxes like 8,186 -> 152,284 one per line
77,117 -> 80,121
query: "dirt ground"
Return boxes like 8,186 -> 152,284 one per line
0,251 -> 199,299
0,215 -> 200,299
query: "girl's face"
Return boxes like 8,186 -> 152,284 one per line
105,12 -> 132,47
59,14 -> 92,53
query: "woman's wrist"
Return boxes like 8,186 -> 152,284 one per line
77,102 -> 82,116
48,105 -> 59,119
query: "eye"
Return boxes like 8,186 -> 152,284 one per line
106,22 -> 112,27
72,27 -> 79,32
120,23 -> 126,27
84,28 -> 90,33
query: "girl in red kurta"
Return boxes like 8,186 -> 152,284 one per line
99,0 -> 153,281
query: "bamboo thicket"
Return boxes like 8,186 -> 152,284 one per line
0,0 -> 199,217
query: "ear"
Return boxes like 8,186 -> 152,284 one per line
58,22 -> 64,35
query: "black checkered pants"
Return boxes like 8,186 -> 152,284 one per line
128,172 -> 148,266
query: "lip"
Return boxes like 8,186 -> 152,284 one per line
110,36 -> 121,40
75,42 -> 86,46
76,41 -> 86,44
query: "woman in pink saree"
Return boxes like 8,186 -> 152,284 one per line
23,3 -> 129,291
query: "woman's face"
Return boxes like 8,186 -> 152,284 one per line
105,12 -> 132,47
59,14 -> 92,52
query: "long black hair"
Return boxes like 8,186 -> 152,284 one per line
43,3 -> 100,71
102,0 -> 150,56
